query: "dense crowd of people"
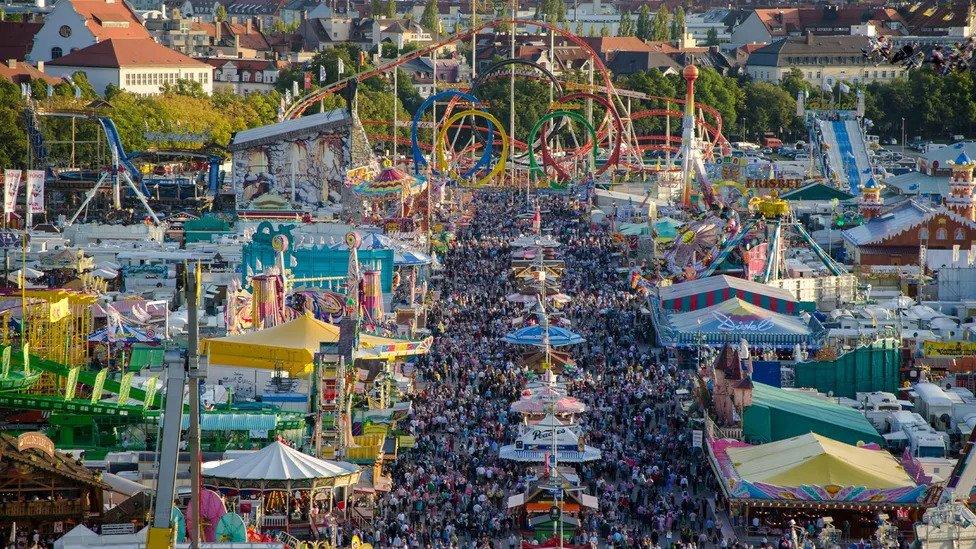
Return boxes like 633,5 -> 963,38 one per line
349,191 -> 727,548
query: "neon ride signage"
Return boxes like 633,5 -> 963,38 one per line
713,311 -> 775,333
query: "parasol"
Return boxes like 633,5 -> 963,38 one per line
214,512 -> 248,543
503,325 -> 584,347
184,488 -> 227,542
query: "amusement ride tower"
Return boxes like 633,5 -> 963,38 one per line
680,64 -> 701,208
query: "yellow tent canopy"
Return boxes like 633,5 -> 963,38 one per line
203,314 -> 431,376
726,433 -> 915,490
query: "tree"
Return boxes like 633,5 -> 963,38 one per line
575,21 -> 584,36
692,67 -> 745,136
599,24 -> 610,36
420,0 -> 439,32
370,0 -> 381,15
651,6 -> 670,41
705,27 -> 719,46
742,82 -> 799,140
214,3 -> 227,21
636,5 -> 650,40
618,11 -> 633,37
384,0 -> 396,17
0,80 -> 28,170
670,6 -> 684,41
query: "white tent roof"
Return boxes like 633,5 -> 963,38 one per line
54,524 -> 98,548
202,441 -> 360,481
102,472 -> 149,496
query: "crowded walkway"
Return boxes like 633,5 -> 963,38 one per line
356,191 -> 728,548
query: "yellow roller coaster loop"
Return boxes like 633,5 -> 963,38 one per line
435,109 -> 509,188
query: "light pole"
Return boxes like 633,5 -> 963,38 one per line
901,117 -> 906,149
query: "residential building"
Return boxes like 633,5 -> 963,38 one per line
685,8 -> 734,45
28,0 -> 151,62
178,0 -> 216,20
729,5 -> 904,46
218,0 -> 285,30
151,18 -> 272,58
45,37 -> 213,95
0,21 -> 43,61
400,56 -> 465,97
0,58 -> 62,85
901,0 -> 975,42
199,56 -> 277,93
745,34 -> 905,87
297,16 -> 354,51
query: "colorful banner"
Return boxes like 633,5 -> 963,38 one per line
143,377 -> 158,410
49,298 -> 70,322
64,366 -> 80,401
0,347 -> 8,378
90,368 -> 107,403
21,343 -> 29,376
26,170 -> 44,214
3,170 -> 21,214
118,372 -> 134,406
923,340 -> 976,357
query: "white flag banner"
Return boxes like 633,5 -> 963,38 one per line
319,64 -> 326,83
337,58 -> 345,75
26,170 -> 44,214
953,244 -> 961,264
970,243 -> 976,267
3,170 -> 21,214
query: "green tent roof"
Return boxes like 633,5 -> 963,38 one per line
781,182 -> 855,202
742,382 -> 882,446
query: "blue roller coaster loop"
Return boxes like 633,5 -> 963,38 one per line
410,90 -> 494,179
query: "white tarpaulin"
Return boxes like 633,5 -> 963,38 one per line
203,441 -> 359,482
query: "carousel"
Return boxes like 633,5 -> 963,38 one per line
354,161 -> 428,230
202,440 -> 361,535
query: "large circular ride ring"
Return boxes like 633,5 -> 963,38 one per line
540,92 -> 622,179
411,90 -> 493,178
527,110 -> 597,189
436,109 -> 509,188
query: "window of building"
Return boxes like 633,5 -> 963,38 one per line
873,70 -> 879,78
937,227 -> 948,240
956,228 -> 966,240
242,71 -> 250,82
51,47 -> 62,59
59,25 -> 72,37
920,227 -> 929,240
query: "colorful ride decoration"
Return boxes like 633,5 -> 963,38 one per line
749,191 -> 792,219
435,109 -> 509,187
411,90 -> 493,178
527,110 -> 598,189
540,92 -> 622,180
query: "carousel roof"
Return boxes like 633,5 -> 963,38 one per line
511,235 -> 561,248
354,165 -> 425,196
203,441 -> 360,482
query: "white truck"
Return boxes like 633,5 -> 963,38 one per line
883,410 -> 948,458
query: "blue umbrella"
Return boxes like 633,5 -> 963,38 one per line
503,325 -> 584,347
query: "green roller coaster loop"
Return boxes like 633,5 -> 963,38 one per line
527,110 -> 598,191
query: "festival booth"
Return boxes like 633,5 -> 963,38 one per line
202,441 -> 361,535
707,433 -> 929,539
651,275 -> 825,352
511,385 -> 587,425
0,432 -> 107,539
507,467 -> 598,544
793,339 -> 901,399
203,314 -> 431,377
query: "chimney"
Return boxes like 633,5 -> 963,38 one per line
806,30 -> 813,45
216,20 -> 222,42
36,60 -> 44,72
7,59 -> 16,69
246,17 -> 252,33
234,33 -> 240,52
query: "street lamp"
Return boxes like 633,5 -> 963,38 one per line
901,117 -> 906,148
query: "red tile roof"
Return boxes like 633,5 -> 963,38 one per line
70,0 -> 151,40
189,21 -> 271,51
48,38 -> 211,68
0,60 -> 64,85
0,21 -> 43,61
582,36 -> 654,54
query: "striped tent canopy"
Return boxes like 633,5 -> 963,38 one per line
503,325 -> 584,347
354,166 -> 426,197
